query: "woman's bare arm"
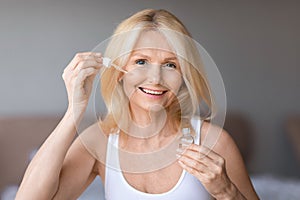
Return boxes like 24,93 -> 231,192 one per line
16,52 -> 103,199
213,127 -> 258,199
16,111 -> 94,199
203,122 -> 259,199
52,128 -> 99,199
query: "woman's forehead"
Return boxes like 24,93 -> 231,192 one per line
130,48 -> 177,59
133,30 -> 175,53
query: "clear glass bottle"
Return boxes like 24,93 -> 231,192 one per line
179,127 -> 194,150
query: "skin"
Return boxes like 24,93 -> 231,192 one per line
16,31 -> 259,200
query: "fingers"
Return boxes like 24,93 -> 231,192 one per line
63,52 -> 102,80
63,52 -> 102,76
75,67 -> 99,86
178,154 -> 219,185
178,155 -> 207,174
186,144 -> 225,165
67,52 -> 102,70
177,146 -> 226,185
178,148 -> 211,166
73,59 -> 102,74
177,145 -> 232,197
62,52 -> 104,111
177,144 -> 226,174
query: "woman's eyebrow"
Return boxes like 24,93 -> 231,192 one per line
131,53 -> 177,61
163,57 -> 178,61
131,53 -> 151,59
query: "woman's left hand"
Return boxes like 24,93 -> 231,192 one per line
177,144 -> 238,198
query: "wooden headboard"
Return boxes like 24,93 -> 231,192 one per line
286,115 -> 300,164
0,116 -> 61,193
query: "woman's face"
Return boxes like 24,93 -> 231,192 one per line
122,30 -> 183,114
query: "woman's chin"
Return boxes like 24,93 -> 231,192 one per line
148,104 -> 166,113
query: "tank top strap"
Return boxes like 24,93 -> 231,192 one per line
105,133 -> 121,172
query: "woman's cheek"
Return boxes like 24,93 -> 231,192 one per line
122,70 -> 147,98
164,72 -> 183,95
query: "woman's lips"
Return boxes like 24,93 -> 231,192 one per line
138,87 -> 167,96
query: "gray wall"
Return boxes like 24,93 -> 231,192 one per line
1,0 -> 299,177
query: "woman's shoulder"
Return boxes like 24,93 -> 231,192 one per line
200,121 -> 240,158
76,122 -> 108,153
73,122 -> 108,174
200,122 -> 258,199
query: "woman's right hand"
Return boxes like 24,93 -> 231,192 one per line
62,52 -> 103,117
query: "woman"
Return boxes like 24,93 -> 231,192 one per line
16,9 -> 258,199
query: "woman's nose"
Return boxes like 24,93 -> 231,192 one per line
147,64 -> 162,84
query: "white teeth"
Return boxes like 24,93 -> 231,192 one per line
141,88 -> 164,95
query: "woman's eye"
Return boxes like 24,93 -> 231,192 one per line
135,59 -> 147,65
163,62 -> 177,69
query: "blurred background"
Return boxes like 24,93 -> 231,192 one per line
1,0 -> 299,199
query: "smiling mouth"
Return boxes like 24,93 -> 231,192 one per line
139,87 -> 167,95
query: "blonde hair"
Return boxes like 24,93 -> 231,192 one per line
100,9 -> 212,133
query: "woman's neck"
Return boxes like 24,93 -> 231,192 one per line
130,104 -> 167,126
119,119 -> 179,152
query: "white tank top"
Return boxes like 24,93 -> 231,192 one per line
104,118 -> 210,200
